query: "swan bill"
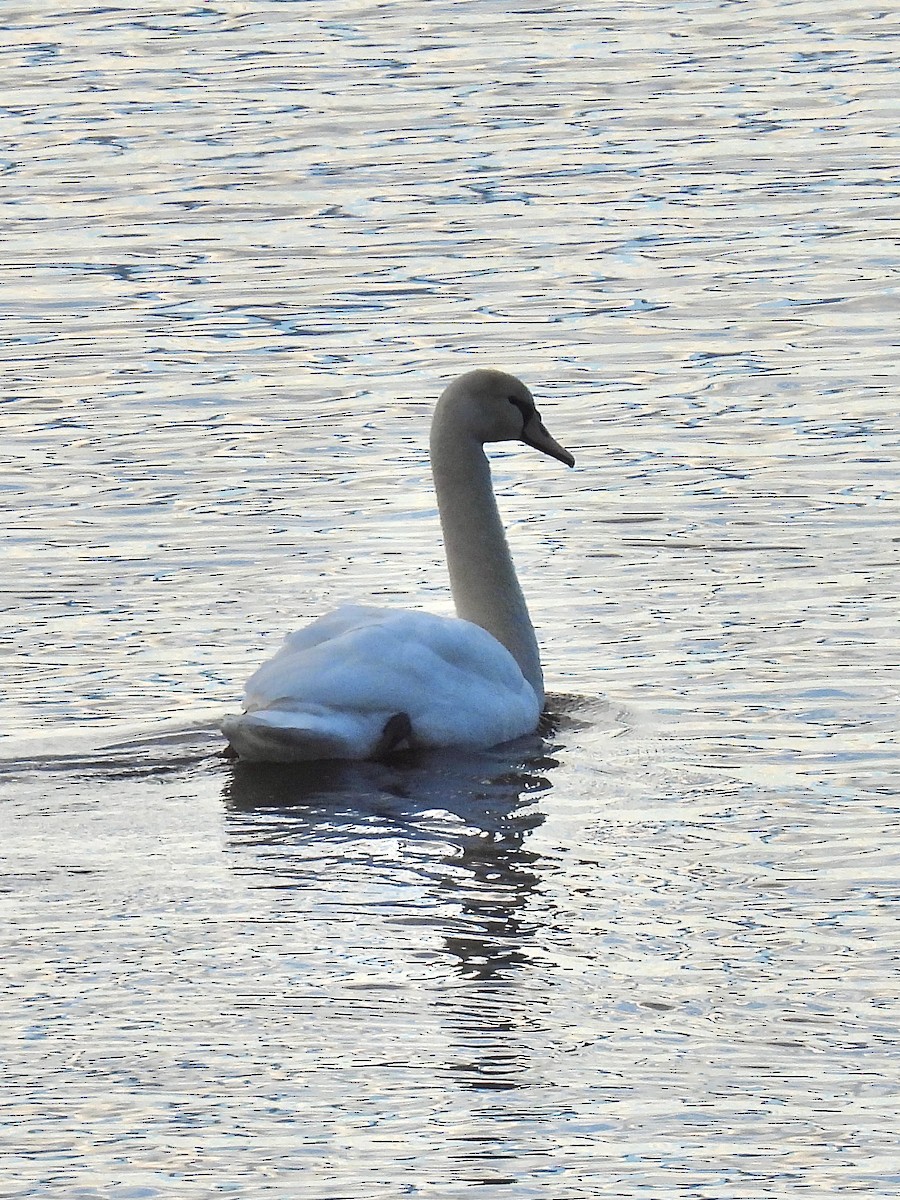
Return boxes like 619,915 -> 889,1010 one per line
521,413 -> 575,467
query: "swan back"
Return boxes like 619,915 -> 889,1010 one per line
222,605 -> 541,761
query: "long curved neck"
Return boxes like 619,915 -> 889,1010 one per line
430,424 -> 544,705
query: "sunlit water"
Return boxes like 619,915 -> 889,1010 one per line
2,2 -> 898,1196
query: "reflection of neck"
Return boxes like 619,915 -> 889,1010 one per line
430,427 -> 544,705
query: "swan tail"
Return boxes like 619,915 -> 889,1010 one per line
220,708 -> 411,763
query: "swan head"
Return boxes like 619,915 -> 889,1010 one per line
435,369 -> 575,468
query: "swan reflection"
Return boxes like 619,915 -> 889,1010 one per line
224,740 -> 552,828
222,720 -> 564,983
221,706 -> 581,1094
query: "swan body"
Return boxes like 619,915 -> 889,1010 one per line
222,605 -> 541,761
222,369 -> 574,762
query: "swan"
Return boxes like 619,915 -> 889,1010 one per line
221,368 -> 574,762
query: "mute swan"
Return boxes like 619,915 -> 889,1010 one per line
221,368 -> 574,762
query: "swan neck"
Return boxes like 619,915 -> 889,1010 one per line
430,427 -> 544,705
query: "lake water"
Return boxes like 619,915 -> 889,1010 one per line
2,1 -> 898,1196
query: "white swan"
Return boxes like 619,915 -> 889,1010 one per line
221,368 -> 574,762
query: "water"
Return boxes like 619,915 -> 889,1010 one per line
2,1 -> 898,1196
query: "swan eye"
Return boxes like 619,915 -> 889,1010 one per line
507,395 -> 534,425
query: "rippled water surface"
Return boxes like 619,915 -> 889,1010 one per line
2,2 -> 898,1196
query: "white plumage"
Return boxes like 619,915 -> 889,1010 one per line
223,605 -> 540,761
222,369 -> 574,762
